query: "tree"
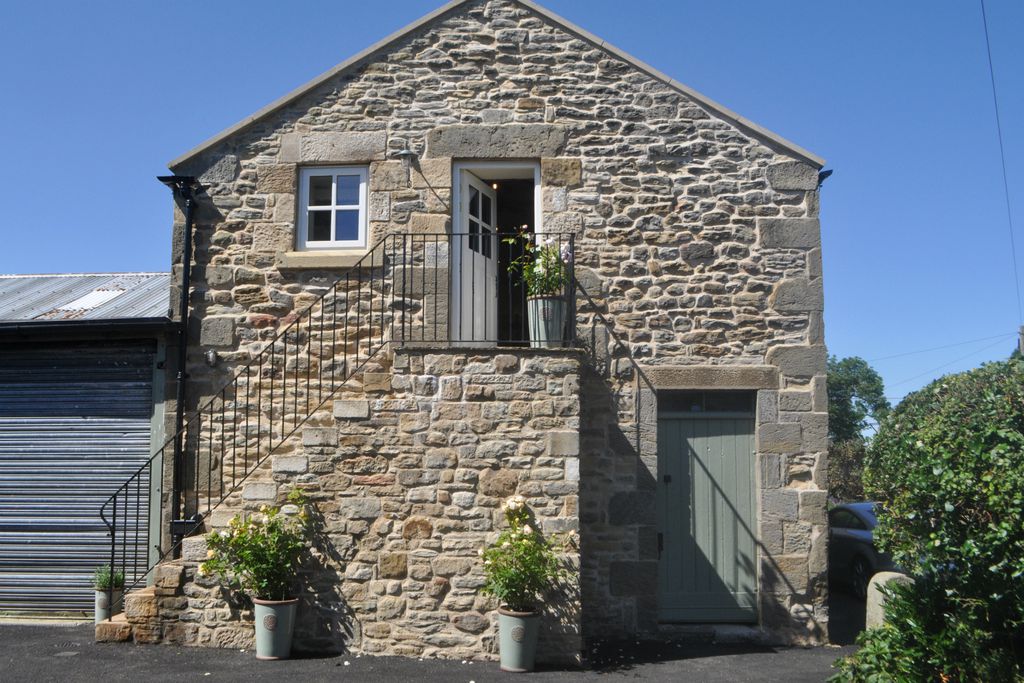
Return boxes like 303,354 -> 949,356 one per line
826,356 -> 890,501
826,355 -> 890,443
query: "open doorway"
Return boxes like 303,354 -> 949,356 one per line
451,162 -> 539,345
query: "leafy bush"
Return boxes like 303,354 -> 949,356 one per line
833,577 -> 1021,682
200,489 -> 311,601
834,359 -> 1024,680
93,564 -> 125,590
480,496 -> 564,612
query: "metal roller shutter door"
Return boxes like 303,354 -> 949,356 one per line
0,343 -> 154,615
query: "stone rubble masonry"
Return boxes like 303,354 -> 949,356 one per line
156,0 -> 828,656
130,348 -> 583,663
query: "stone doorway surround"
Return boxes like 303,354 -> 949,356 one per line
586,363 -> 828,645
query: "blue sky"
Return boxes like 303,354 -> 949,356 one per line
1,0 -> 1021,404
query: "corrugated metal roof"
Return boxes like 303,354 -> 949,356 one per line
0,273 -> 171,322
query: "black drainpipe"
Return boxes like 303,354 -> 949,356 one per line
158,174 -> 198,556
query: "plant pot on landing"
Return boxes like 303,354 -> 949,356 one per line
253,597 -> 299,660
526,295 -> 566,348
93,588 -> 123,624
498,608 -> 541,673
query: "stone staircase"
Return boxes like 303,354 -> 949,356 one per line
97,347 -> 585,662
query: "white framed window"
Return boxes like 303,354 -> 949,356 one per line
297,166 -> 368,250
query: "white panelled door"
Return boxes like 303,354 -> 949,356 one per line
452,171 -> 498,343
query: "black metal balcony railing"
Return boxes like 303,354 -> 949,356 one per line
100,232 -> 576,610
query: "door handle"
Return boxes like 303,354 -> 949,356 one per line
662,474 -> 672,483
657,532 -> 664,559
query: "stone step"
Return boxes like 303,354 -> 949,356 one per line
95,613 -> 131,642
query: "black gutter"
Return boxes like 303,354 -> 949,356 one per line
0,317 -> 176,338
158,175 -> 198,556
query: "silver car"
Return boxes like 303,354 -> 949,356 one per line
828,502 -> 896,599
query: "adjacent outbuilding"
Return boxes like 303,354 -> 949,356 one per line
0,273 -> 172,615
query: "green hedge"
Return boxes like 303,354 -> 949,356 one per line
833,359 -> 1024,681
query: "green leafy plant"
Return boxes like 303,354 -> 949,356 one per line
480,495 -> 564,613
503,231 -> 572,297
833,358 -> 1024,680
832,577 -> 1021,682
200,489 -> 311,601
92,564 -> 125,590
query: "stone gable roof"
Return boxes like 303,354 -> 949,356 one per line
169,0 -> 823,170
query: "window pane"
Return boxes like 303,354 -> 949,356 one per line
335,210 -> 360,242
705,391 -> 755,413
309,176 -> 332,205
308,210 -> 331,242
468,219 -> 479,252
481,193 -> 492,224
481,226 -> 492,258
336,174 -> 360,205
659,390 -> 754,414
469,187 -> 479,219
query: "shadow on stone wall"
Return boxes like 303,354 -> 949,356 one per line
293,496 -> 354,655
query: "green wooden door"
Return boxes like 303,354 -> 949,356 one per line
657,416 -> 757,622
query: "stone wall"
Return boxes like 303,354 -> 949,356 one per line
156,0 -> 828,652
115,348 -> 582,662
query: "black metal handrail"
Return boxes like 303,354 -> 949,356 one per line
389,231 -> 576,346
100,235 -> 395,609
574,280 -> 657,435
99,231 -> 577,612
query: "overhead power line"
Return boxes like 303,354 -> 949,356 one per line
886,337 -> 1010,389
980,0 -> 1023,324
867,331 -> 1016,362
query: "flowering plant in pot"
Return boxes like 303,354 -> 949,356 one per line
92,564 -> 125,624
504,230 -> 573,348
480,495 -> 564,672
200,488 -> 311,660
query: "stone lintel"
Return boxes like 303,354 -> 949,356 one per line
644,365 -> 779,390
425,124 -> 567,159
280,131 -> 387,163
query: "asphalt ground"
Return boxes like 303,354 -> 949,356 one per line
1,622 -> 855,682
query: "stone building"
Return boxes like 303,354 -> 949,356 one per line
97,0 -> 829,663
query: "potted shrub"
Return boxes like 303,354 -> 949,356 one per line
505,231 -> 573,348
93,564 -> 125,624
199,489 -> 311,660
480,495 -> 564,672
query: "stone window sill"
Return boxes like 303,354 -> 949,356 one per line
276,249 -> 367,270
